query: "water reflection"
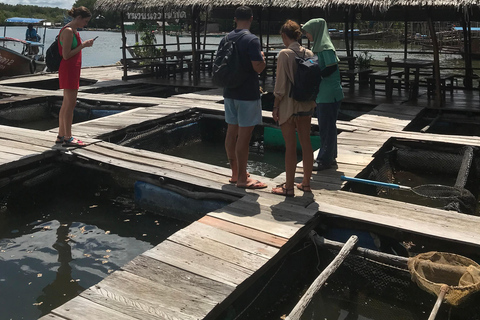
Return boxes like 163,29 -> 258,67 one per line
36,222 -> 84,315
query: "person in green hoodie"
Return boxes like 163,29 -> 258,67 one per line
301,18 -> 344,171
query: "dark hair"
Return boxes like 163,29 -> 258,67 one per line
235,6 -> 253,21
27,23 -> 33,29
68,6 -> 92,19
280,20 -> 302,41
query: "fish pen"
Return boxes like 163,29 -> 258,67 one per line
404,108 -> 480,136
1,77 -> 97,90
102,110 -> 315,179
342,138 -> 479,215
214,224 -> 480,320
81,83 -> 210,98
0,160 -> 230,319
0,97 -> 152,130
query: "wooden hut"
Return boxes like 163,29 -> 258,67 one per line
95,0 -> 480,102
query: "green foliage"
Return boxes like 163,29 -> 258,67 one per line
356,50 -> 373,70
0,3 -> 66,25
132,22 -> 162,64
0,3 -> 120,29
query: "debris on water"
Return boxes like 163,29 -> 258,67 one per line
37,273 -> 42,278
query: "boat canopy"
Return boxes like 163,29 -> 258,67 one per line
5,17 -> 46,24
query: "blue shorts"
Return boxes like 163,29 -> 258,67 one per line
224,98 -> 262,127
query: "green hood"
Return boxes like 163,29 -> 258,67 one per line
302,18 -> 335,53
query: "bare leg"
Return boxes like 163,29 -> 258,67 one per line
235,125 -> 255,186
279,120 -> 297,190
58,89 -> 78,138
296,116 -> 314,188
225,124 -> 239,182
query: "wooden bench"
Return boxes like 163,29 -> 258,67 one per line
368,70 -> 404,98
425,74 -> 456,99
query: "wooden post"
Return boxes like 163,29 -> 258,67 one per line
196,9 -> 201,50
285,235 -> 358,320
203,10 -> 208,50
404,11 -> 408,60
350,10 -> 355,59
344,9 -> 350,58
428,14 -> 442,107
120,12 -> 128,81
462,16 -> 473,89
191,6 -> 199,85
162,7 -> 167,50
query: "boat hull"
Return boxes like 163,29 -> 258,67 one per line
0,46 -> 46,77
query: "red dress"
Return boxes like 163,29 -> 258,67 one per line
58,27 -> 82,90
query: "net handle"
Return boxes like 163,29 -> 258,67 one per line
341,176 -> 411,190
428,284 -> 449,320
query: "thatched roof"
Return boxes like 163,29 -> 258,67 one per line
94,0 -> 480,21
94,0 -> 265,12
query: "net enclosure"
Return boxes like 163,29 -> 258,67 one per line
408,251 -> 480,306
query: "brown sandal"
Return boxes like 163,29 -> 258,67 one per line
271,183 -> 294,197
296,183 -> 312,192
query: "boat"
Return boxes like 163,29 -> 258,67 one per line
329,29 -> 386,40
0,17 -> 49,77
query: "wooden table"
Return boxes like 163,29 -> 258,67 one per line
387,59 -> 434,97
162,49 -> 216,78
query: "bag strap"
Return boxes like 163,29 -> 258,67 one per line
290,48 -> 306,59
225,30 -> 249,43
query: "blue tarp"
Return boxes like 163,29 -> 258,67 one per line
453,27 -> 480,32
5,17 -> 45,24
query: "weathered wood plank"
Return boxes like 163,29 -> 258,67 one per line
198,215 -> 288,248
87,270 -> 215,320
47,296 -> 139,320
121,255 -> 234,298
168,224 -> 271,270
143,240 -> 253,287
174,221 -> 279,259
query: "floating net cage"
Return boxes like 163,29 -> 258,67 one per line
310,247 -> 480,320
112,112 -> 264,152
404,109 -> 480,137
348,140 -> 479,215
115,112 -> 210,151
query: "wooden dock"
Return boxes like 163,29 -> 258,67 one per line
1,66 -> 480,319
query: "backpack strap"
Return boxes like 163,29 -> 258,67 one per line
289,48 -> 306,59
224,30 -> 250,43
288,48 -> 306,98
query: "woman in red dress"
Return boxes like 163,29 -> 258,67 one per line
56,6 -> 96,147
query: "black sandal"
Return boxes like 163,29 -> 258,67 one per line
55,135 -> 64,144
271,183 -> 294,197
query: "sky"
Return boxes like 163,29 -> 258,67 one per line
2,0 -> 75,9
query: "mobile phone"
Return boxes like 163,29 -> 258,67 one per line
93,36 -> 99,41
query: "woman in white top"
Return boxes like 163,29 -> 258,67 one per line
271,20 -> 316,197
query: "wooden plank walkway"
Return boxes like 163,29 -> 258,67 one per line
0,67 -> 479,319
